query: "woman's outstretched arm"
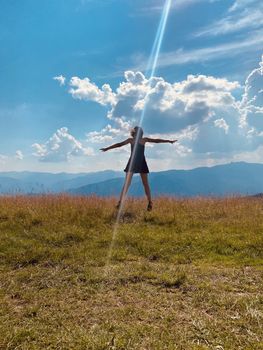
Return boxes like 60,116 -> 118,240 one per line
144,137 -> 177,144
100,138 -> 131,152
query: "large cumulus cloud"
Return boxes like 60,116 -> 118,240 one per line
68,70 -> 240,134
238,55 -> 263,132
32,127 -> 94,162
54,54 -> 263,166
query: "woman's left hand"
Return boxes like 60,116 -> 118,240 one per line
170,140 -> 178,144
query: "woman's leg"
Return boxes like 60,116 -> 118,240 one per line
140,173 -> 152,203
118,172 -> 133,206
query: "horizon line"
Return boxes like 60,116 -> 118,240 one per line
0,161 -> 261,175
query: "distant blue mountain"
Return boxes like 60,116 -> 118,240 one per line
68,162 -> 263,197
0,176 -> 27,194
0,171 -> 81,193
1,162 -> 263,196
50,170 -> 124,192
0,170 -> 123,194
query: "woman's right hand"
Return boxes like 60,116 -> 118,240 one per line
100,148 -> 108,152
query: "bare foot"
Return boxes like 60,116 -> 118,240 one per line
147,201 -> 153,211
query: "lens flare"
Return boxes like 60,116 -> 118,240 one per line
146,0 -> 172,79
104,0 -> 172,275
139,0 -> 172,127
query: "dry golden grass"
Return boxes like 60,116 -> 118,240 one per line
0,195 -> 262,349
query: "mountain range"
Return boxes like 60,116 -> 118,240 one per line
0,170 -> 124,194
1,162 -> 263,197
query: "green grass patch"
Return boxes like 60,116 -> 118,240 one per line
0,195 -> 262,349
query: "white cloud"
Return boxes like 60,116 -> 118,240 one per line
238,55 -> 263,131
228,0 -> 257,12
134,31 -> 263,70
195,6 -> 263,37
121,32 -> 262,76
53,75 -> 66,86
59,54 -> 263,168
87,124 -> 128,143
135,0 -> 214,15
74,70 -> 240,135
32,127 -> 94,162
214,118 -> 229,134
66,70 -> 241,142
232,144 -> 263,163
0,154 -> 8,164
193,0 -> 263,40
15,150 -> 24,160
69,77 -> 116,106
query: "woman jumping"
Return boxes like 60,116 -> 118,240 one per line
100,126 -> 177,211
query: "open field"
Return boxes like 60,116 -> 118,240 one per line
0,195 -> 262,350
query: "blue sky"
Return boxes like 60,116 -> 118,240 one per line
1,0 -> 262,172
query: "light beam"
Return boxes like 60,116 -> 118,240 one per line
104,0 -> 172,276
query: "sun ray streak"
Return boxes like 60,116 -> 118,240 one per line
146,0 -> 172,80
104,0 -> 172,276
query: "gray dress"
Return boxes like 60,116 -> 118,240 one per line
124,142 -> 149,173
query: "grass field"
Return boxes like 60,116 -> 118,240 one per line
0,195 -> 262,350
